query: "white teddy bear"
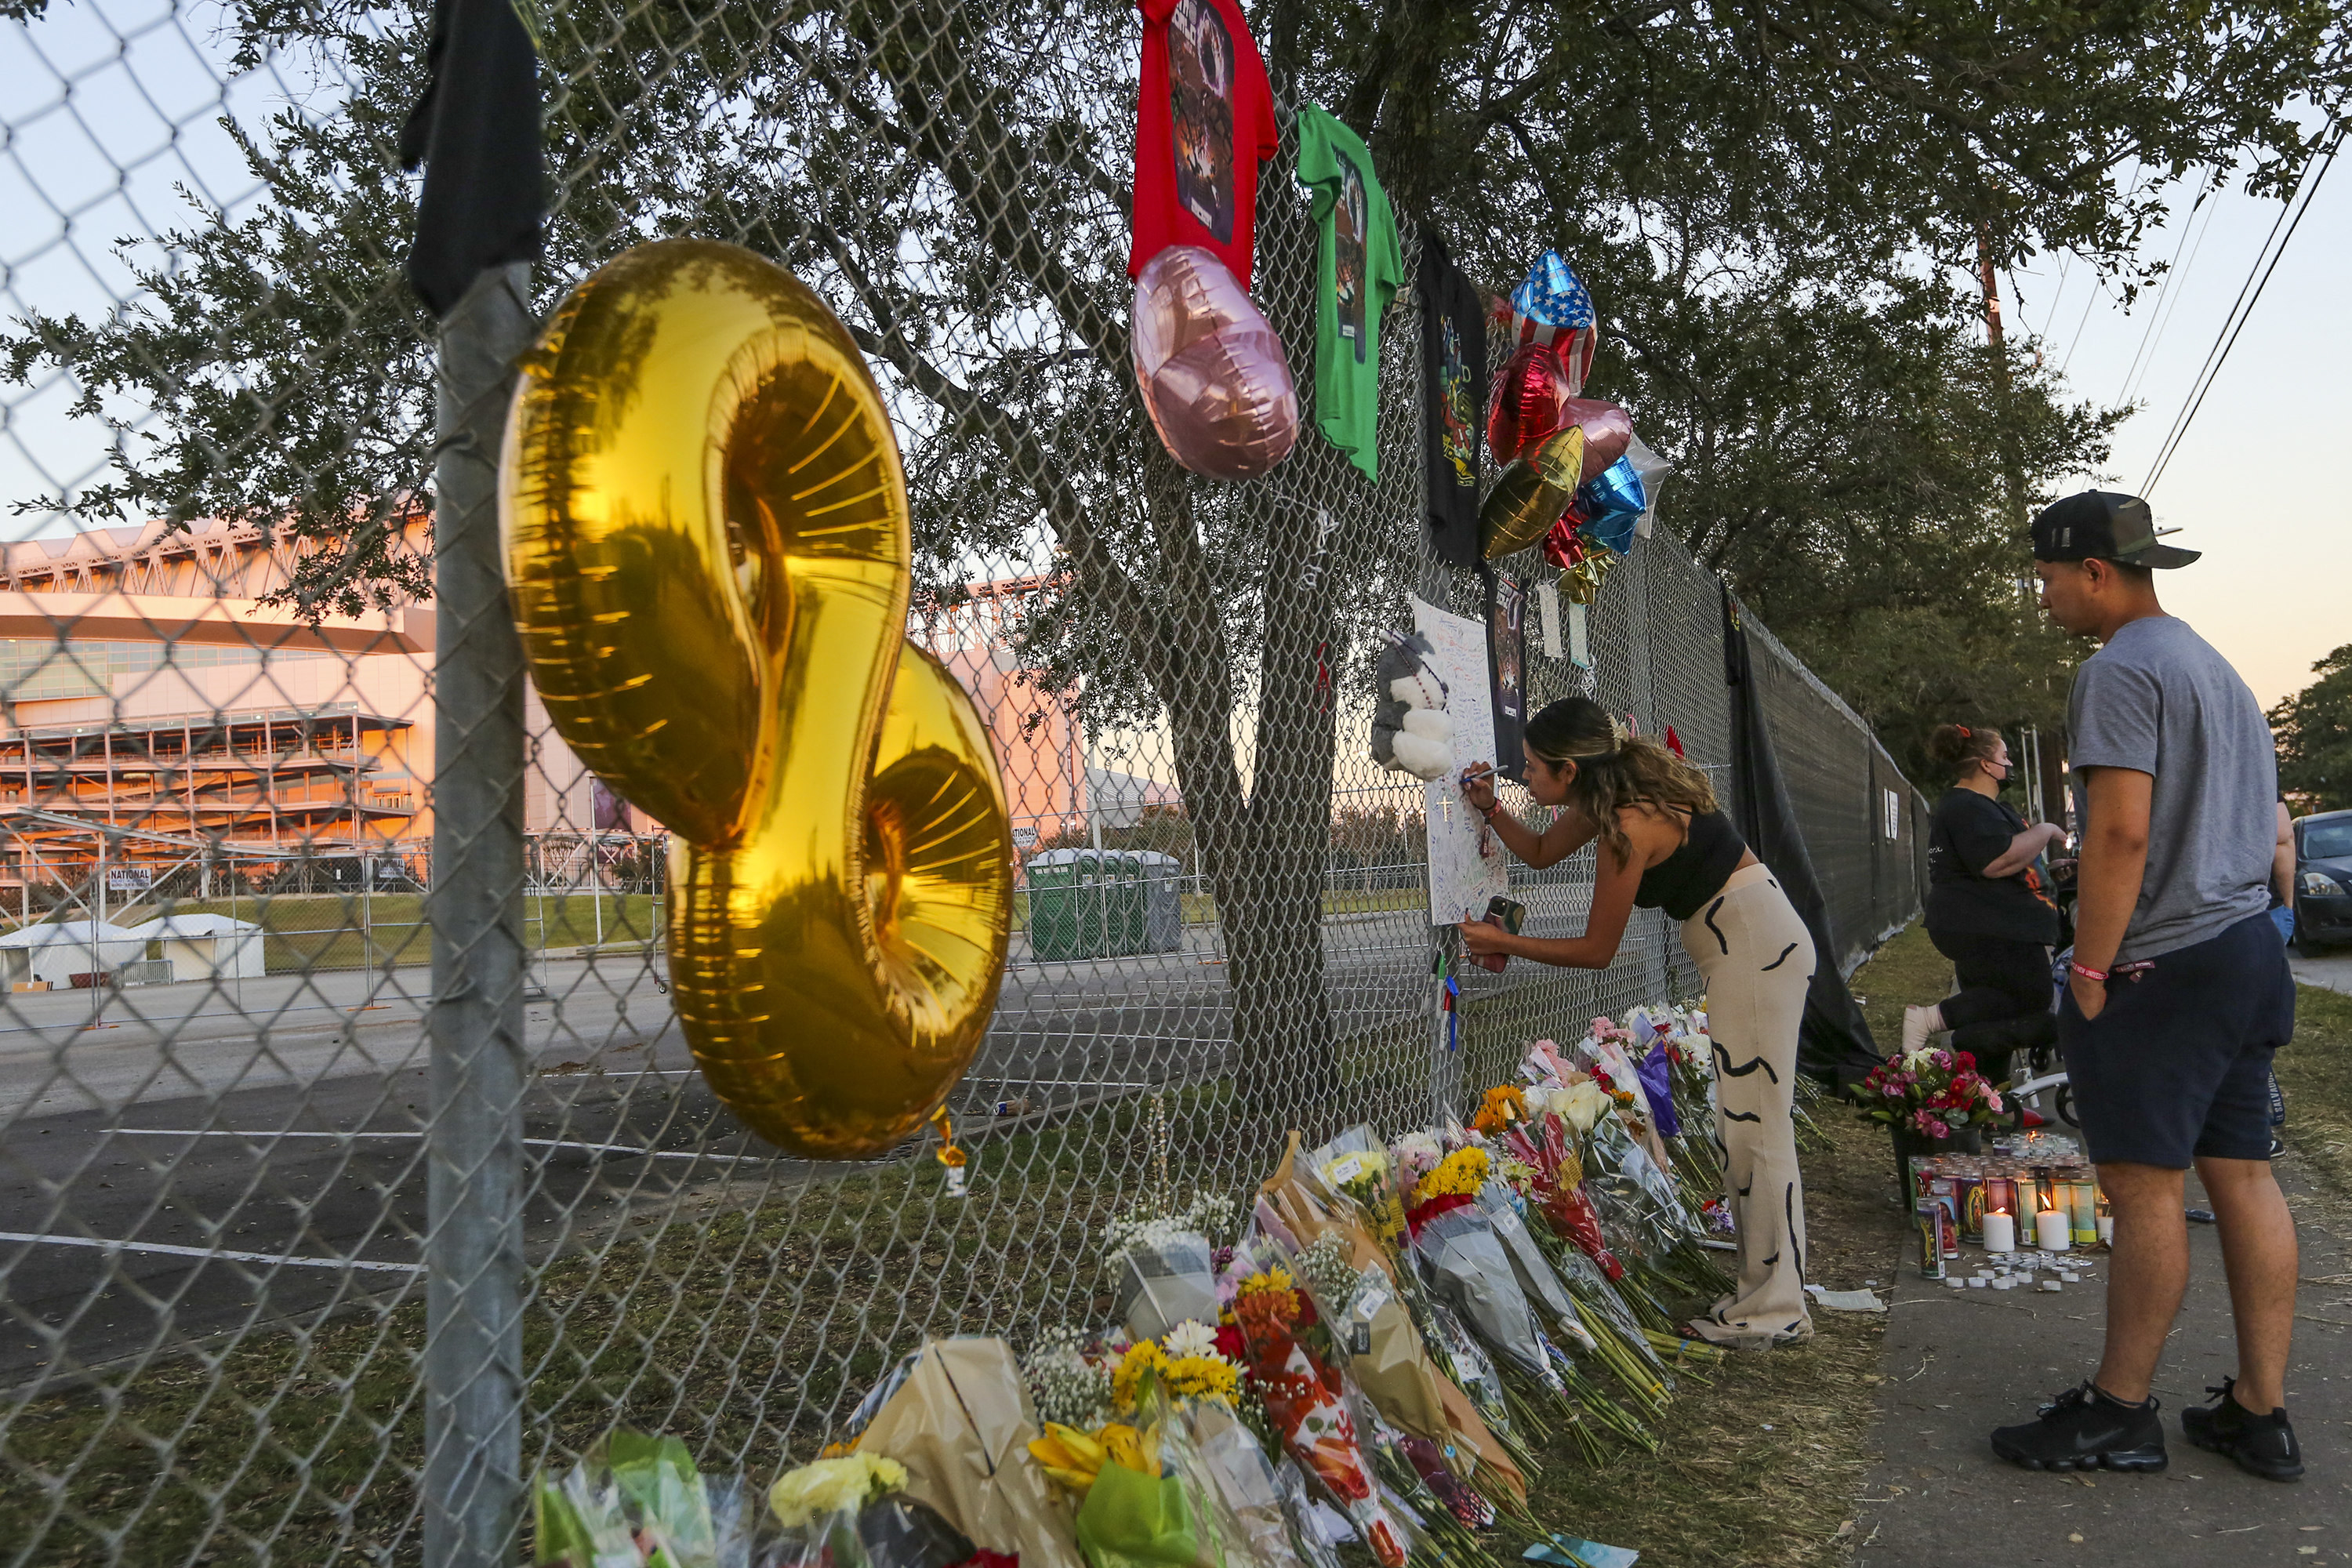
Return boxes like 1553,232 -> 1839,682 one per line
1371,631 -> 1454,781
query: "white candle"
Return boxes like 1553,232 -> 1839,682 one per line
1983,1210 -> 2016,1254
2036,1207 -> 2072,1252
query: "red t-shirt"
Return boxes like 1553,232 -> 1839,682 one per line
1129,0 -> 1279,289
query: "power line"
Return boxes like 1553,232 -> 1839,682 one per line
2143,126 -> 2343,495
2117,164 -> 2219,409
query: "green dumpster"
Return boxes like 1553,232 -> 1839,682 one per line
1025,849 -> 1182,960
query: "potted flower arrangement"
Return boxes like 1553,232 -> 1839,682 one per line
1853,1046 -> 2006,1199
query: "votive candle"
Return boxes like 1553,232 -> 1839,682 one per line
1983,1210 -> 2016,1254
2036,1206 -> 2072,1252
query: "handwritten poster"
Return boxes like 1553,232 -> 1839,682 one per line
1411,593 -> 1511,926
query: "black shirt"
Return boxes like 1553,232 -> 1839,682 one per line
1926,787 -> 2059,945
1417,232 -> 1486,566
1633,809 -> 1749,921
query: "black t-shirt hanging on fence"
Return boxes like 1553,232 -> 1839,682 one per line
1418,232 -> 1486,566
1926,786 -> 2060,945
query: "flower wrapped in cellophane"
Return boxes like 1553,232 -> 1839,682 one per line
1226,1240 -> 1409,1568
533,1431 -> 750,1568
1400,1145 -> 1552,1387
1304,1125 -> 1408,1247
769,1454 -> 1004,1568
1105,1218 -> 1220,1345
1260,1138 -> 1531,1508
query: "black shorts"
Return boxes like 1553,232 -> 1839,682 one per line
2059,911 -> 2294,1168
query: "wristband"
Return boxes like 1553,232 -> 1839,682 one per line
1480,803 -> 1500,821
2068,961 -> 2109,983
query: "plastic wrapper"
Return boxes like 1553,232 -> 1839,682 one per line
770,1493 -> 978,1568
1073,1443 -> 1210,1568
1186,1403 -> 1312,1568
1226,1239 -> 1408,1567
1271,1460 -> 1346,1568
1407,1202 -> 1554,1386
1397,1434 -> 1494,1529
535,1431 -> 746,1568
1112,1230 -> 1218,1343
858,1338 -> 1087,1568
1472,1182 -> 1584,1342
1296,1127 -> 1407,1249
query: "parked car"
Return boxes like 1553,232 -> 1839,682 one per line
2294,808 -> 2352,956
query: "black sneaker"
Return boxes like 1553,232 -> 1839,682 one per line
2181,1377 -> 2303,1481
1991,1382 -> 2168,1472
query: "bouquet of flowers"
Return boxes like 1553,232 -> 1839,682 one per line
1494,1105 -> 1625,1288
1853,1045 -> 2005,1140
1104,1216 -> 1221,1345
1304,1127 -> 1408,1247
770,1454 -> 1004,1568
1261,1143 -> 1532,1507
1226,1241 -> 1409,1568
1024,1327 -> 1116,1432
534,1431 -> 749,1568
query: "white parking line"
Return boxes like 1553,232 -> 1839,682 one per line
0,1231 -> 424,1274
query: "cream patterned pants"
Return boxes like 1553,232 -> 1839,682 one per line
1679,862 -> 1815,1347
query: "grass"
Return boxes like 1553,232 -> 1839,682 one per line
1007,885 -> 1421,936
2266,978 -> 2352,1196
132,892 -> 664,974
0,951 -> 1932,1567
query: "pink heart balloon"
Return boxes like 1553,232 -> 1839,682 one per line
1133,246 -> 1299,480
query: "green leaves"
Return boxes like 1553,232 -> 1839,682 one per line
2273,644 -> 2352,812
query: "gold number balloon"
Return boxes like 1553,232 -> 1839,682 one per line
499,238 -> 1014,1159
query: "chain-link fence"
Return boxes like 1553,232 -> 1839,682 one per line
1,2 -> 1924,1562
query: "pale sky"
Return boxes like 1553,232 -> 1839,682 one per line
2009,152 -> 2352,713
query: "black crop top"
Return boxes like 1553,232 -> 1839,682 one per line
1632,809 -> 1749,921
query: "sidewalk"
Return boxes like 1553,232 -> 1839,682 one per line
1849,1156 -> 2352,1565
2292,951 -> 2352,996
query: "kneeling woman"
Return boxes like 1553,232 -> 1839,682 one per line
1459,697 -> 1813,1348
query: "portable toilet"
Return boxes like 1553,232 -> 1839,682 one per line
123,913 -> 269,980
0,920 -> 146,986
1024,849 -> 1187,960
1133,851 -> 1185,953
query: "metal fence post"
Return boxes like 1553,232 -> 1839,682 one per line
424,260 -> 535,1568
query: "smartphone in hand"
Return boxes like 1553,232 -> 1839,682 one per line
1468,895 -> 1526,973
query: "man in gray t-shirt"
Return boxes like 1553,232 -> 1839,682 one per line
2067,613 -> 2277,960
1988,491 -> 2302,1483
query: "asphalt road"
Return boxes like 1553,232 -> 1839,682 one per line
0,884 -> 1668,1386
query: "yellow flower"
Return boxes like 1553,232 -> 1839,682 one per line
1417,1145 -> 1491,1200
1163,1353 -> 1240,1404
1470,1084 -> 1526,1135
769,1454 -> 908,1528
1110,1338 -> 1164,1413
1234,1266 -> 1302,1323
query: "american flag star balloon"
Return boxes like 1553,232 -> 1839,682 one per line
1509,251 -> 1598,392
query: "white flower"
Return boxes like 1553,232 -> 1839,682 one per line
1163,1319 -> 1220,1358
1556,1079 -> 1609,1134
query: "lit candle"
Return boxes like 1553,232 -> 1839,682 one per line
1983,1210 -> 2016,1254
2036,1206 -> 2072,1252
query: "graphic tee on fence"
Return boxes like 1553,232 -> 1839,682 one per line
1129,0 -> 1278,287
1417,230 -> 1486,564
1297,104 -> 1403,481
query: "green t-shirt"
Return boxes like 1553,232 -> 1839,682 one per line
1296,105 -> 1404,481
